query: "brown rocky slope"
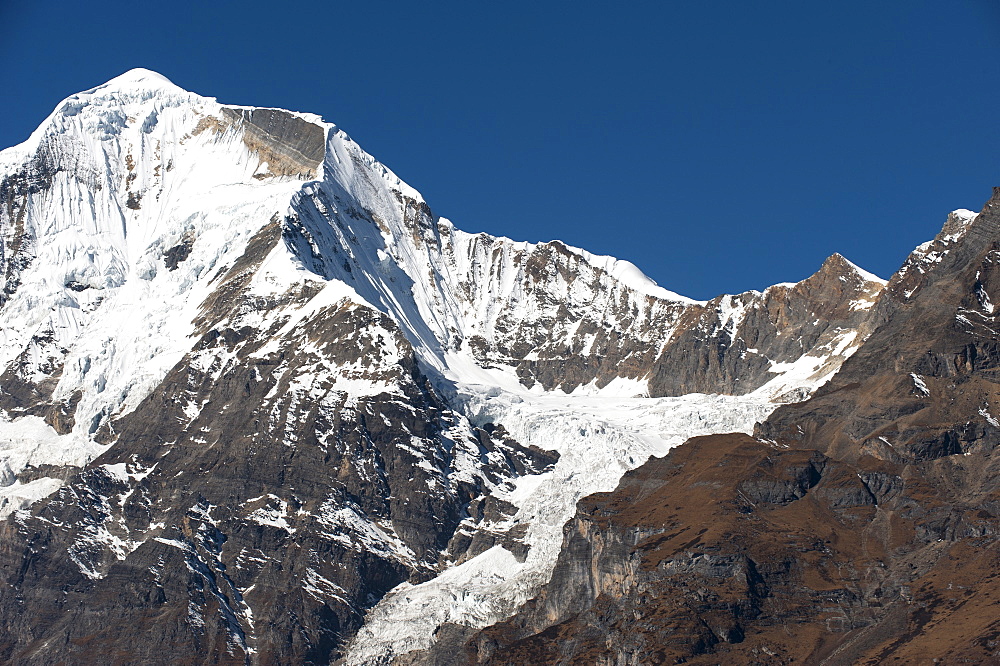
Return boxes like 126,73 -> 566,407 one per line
439,190 -> 1000,665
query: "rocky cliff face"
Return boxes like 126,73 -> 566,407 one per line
446,192 -> 1000,665
0,70 -> 919,664
646,252 -> 883,399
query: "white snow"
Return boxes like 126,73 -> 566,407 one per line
303,568 -> 350,604
246,495 -> 295,532
755,329 -> 861,403
713,295 -> 750,340
0,477 -> 64,519
0,67 -> 327,493
315,501 -> 418,565
564,248 -> 704,305
0,69 -> 893,661
979,406 -> 999,428
976,279 -> 995,314
837,255 -> 887,286
0,415 -> 104,518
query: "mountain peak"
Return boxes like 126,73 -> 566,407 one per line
81,67 -> 185,96
0,69 -> 198,165
781,253 -> 886,303
820,252 -> 886,285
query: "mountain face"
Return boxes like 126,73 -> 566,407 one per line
0,69 -> 967,664
443,195 -> 1000,665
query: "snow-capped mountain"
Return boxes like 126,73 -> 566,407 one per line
457,192 -> 1000,666
0,70 -> 898,663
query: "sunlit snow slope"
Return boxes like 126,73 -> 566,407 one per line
0,70 -> 325,512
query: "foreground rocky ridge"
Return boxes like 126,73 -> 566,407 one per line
0,69 -> 953,664
440,192 -> 1000,665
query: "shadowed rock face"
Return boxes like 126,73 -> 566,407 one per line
437,191 -> 1000,665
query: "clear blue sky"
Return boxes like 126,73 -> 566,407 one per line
2,1 -> 998,300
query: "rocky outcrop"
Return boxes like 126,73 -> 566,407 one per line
646,252 -> 883,397
221,107 -> 326,179
758,190 -> 1000,464
450,242 -> 883,398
